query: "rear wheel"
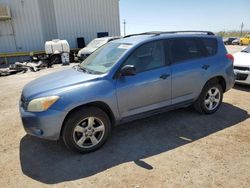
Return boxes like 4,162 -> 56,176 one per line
194,82 -> 223,114
62,107 -> 111,153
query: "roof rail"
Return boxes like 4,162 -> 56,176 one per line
159,31 -> 215,35
123,33 -> 151,38
124,30 -> 215,38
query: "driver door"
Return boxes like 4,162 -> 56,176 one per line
115,40 -> 172,118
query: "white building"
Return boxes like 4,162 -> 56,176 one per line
0,0 -> 120,53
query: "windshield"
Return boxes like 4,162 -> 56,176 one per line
87,38 -> 108,49
241,45 -> 250,53
79,42 -> 132,74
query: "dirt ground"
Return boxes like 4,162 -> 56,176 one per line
0,45 -> 249,188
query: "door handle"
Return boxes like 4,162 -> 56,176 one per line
202,64 -> 210,70
160,74 -> 170,80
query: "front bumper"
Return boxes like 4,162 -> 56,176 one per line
19,105 -> 66,140
234,69 -> 250,85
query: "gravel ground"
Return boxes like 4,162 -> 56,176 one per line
0,45 -> 249,188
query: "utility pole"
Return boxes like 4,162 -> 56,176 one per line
123,19 -> 126,36
240,22 -> 244,37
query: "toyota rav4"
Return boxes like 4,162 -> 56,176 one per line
20,31 -> 235,153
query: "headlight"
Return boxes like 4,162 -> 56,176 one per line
27,96 -> 59,112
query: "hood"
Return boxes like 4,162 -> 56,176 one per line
233,52 -> 250,67
78,47 -> 96,56
23,68 -> 100,99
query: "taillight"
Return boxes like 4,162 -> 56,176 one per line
226,54 -> 234,63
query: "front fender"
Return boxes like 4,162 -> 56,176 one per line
49,79 -> 120,123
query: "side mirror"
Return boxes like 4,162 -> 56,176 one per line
120,65 -> 136,76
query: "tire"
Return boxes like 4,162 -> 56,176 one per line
50,54 -> 61,64
194,81 -> 223,114
62,107 -> 111,153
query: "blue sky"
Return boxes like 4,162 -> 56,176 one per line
119,0 -> 250,35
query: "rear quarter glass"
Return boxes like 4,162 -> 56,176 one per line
200,38 -> 218,56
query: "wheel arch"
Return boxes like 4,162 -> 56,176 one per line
204,76 -> 226,92
60,101 -> 116,137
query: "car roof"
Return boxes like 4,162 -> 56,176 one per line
112,31 -> 218,46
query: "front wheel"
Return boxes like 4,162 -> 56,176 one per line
62,107 -> 111,153
194,82 -> 223,114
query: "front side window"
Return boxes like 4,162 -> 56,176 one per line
123,41 -> 165,73
170,38 -> 203,63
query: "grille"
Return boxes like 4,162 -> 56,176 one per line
234,66 -> 250,71
235,73 -> 248,81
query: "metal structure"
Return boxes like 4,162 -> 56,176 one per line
0,0 -> 120,54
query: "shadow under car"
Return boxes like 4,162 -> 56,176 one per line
19,102 -> 249,184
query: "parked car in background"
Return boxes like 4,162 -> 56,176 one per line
240,35 -> 250,45
223,37 -> 237,45
77,36 -> 121,60
20,31 -> 235,153
233,45 -> 250,85
232,38 -> 240,45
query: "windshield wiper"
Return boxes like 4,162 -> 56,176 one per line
73,64 -> 80,70
83,68 -> 94,74
241,50 -> 249,53
73,64 -> 102,74
73,64 -> 88,73
79,65 -> 101,74
85,68 -> 102,74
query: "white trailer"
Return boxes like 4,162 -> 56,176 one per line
45,39 -> 70,65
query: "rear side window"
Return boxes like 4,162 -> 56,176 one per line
169,38 -> 203,63
200,38 -> 218,56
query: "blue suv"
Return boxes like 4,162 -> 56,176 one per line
20,31 -> 235,153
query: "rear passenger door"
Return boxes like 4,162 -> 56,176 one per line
168,37 -> 212,104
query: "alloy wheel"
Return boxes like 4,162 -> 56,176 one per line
204,87 -> 221,111
73,117 -> 105,148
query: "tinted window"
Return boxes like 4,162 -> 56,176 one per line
170,38 -> 203,63
124,41 -> 165,73
201,38 -> 218,56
